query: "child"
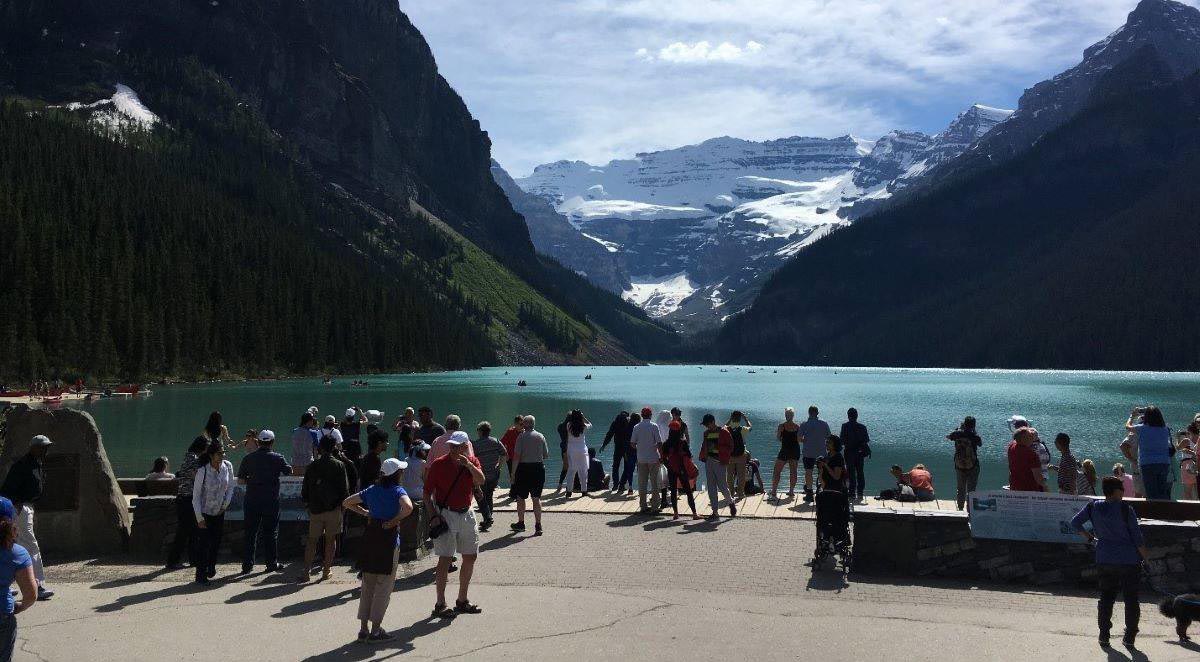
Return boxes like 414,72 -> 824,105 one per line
1113,463 -> 1135,496
1159,594 -> 1200,642
1178,430 -> 1197,501
1079,459 -> 1098,496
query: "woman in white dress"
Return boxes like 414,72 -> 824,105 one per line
563,410 -> 592,497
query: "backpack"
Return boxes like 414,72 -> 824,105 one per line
730,427 -> 746,457
952,433 -> 978,470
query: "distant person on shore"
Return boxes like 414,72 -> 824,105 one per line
948,416 -> 981,510
202,411 -> 233,450
725,411 -> 752,501
340,407 -> 368,463
431,415 -> 474,461
1113,463 -> 1135,496
360,429 -> 389,488
554,412 -> 571,492
392,407 -> 418,456
1070,476 -> 1148,649
632,407 -> 664,513
1048,433 -> 1079,495
473,422 -> 506,532
890,464 -> 935,501
840,408 -> 871,502
799,406 -> 830,503
562,410 -> 592,498
510,416 -> 548,534
772,408 -> 801,500
321,415 -> 344,448
600,411 -> 633,493
699,414 -> 736,519
145,457 -> 174,481
1179,427 -> 1197,501
1007,427 -> 1046,492
0,435 -> 52,600
817,436 -> 847,493
1081,459 -> 1098,496
1118,431 -> 1144,498
663,420 -> 699,520
0,496 -> 37,661
500,416 -> 523,480
416,406 -> 446,446
343,458 -> 412,641
620,413 -> 642,495
424,437 -> 484,618
586,447 -> 610,492
167,437 -> 208,570
299,436 -> 348,583
290,412 -> 320,472
237,429 -> 292,574
191,441 -> 235,585
403,442 -> 430,499
1126,406 -> 1173,500
1009,415 -> 1052,485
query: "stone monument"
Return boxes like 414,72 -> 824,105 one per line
0,405 -> 131,556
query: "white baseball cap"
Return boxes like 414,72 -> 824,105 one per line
257,429 -> 276,442
307,406 -> 319,416
30,435 -> 52,447
414,441 -> 431,452
345,408 -> 356,418
446,431 -> 470,447
1007,415 -> 1030,428
381,457 -> 407,476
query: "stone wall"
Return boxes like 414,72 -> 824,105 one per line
853,507 -> 1200,594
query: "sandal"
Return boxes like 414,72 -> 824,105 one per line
431,604 -> 457,619
454,600 -> 482,614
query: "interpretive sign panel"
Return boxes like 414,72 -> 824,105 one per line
225,476 -> 307,521
967,490 -> 1096,543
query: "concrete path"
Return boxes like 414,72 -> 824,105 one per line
17,513 -> 1198,661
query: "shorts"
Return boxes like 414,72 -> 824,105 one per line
308,509 -> 343,538
432,509 -> 479,557
511,462 -> 546,499
803,457 -> 818,471
778,444 -> 801,462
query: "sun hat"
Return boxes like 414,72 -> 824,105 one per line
257,429 -> 276,443
30,434 -> 52,447
381,457 -> 407,476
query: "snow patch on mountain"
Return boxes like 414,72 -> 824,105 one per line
55,84 -> 159,134
623,273 -> 697,317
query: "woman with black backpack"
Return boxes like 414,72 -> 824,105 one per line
947,416 -> 981,511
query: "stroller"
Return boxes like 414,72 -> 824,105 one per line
812,489 -> 853,570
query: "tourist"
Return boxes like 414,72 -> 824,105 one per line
290,412 -> 320,472
340,407 -> 368,463
947,416 -> 981,510
840,408 -> 871,502
1049,433 -> 1079,495
620,413 -> 641,495
510,415 -> 548,534
473,421 -> 506,532
555,412 -> 571,492
772,408 -> 801,500
241,428 -> 259,454
392,407 -> 418,456
431,415 -> 474,461
145,456 -> 174,481
663,420 -> 699,520
1007,427 -> 1046,492
1126,406 -> 1173,500
0,496 -> 36,662
499,416 -> 523,480
191,441 -> 235,585
1070,476 -> 1148,648
416,406 -> 447,446
1081,459 -> 1098,496
562,410 -> 592,498
425,437 -> 485,618
167,437 -> 208,570
343,458 -> 413,641
1114,463 -> 1135,496
632,407 -> 664,513
1009,415 -> 1052,484
817,436 -> 847,493
0,435 -> 52,600
403,441 -> 430,499
236,429 -> 292,574
599,411 -> 633,492
586,447 -> 610,492
671,408 -> 698,490
299,435 -> 349,583
360,429 -> 389,487
203,411 -> 233,449
890,464 -> 935,501
698,414 -> 736,519
1118,432 -> 1145,498
799,406 -> 831,503
1179,428 -> 1197,501
724,411 -> 752,501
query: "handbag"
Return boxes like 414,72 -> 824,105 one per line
425,466 -> 466,542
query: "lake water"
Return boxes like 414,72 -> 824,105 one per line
76,366 -> 1199,497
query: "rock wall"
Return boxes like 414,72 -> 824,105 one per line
0,405 -> 131,556
853,507 -> 1200,594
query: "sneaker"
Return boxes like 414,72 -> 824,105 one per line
534,523 -> 543,536
730,503 -> 737,517
321,569 -> 332,581
510,522 -> 526,532
36,587 -> 53,601
206,566 -> 216,579
240,565 -> 253,575
369,629 -> 395,642
357,629 -> 370,642
264,563 -> 281,573
564,492 -> 573,499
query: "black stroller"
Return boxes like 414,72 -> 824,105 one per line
812,489 -> 853,570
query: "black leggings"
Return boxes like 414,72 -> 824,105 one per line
1097,564 -> 1140,637
168,495 -> 196,566
668,470 -> 696,516
193,513 -> 224,581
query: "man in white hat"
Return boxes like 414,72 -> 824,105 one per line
340,407 -> 368,463
424,436 -> 484,618
236,429 -> 291,574
0,435 -> 53,600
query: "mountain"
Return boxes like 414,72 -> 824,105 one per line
490,161 -> 630,293
0,0 -> 673,382
714,27 -> 1200,369
516,105 -> 1010,328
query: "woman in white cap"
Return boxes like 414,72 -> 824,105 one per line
0,495 -> 37,661
343,457 -> 413,642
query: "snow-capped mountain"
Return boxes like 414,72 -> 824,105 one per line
513,103 -> 1011,327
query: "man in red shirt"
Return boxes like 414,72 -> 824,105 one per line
424,437 -> 484,618
1008,427 -> 1046,492
499,416 -> 523,482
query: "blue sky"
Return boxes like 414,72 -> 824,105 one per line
400,0 -> 1195,177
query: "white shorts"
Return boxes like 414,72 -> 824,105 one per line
432,508 -> 479,558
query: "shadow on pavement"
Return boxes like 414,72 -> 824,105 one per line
604,513 -> 648,528
226,580 -> 306,604
300,616 -> 455,661
805,569 -> 849,593
678,519 -> 725,534
274,587 -> 360,618
90,567 -> 174,590
478,532 -> 527,553
92,580 -> 210,612
1102,643 -> 1149,662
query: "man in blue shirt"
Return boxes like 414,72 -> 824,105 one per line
1070,476 -> 1149,649
237,429 -> 292,574
798,406 -> 831,503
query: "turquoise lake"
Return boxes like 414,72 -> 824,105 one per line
76,366 -> 1199,497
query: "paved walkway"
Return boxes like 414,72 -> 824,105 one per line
19,513 -> 1197,661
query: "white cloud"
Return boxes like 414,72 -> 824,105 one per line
649,39 -> 765,63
